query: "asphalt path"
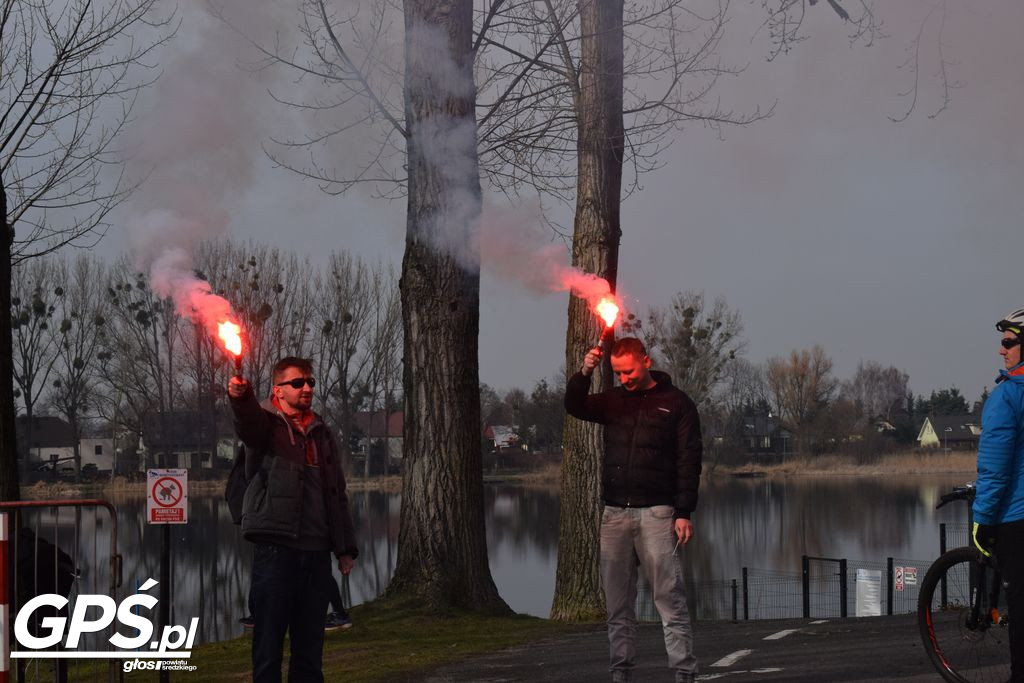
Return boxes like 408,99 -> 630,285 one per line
423,614 -> 949,682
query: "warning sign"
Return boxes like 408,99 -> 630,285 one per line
894,566 -> 905,592
147,469 -> 188,524
904,567 -> 917,586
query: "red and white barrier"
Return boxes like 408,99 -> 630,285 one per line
1,510 -> 9,683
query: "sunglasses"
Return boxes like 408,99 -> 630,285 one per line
276,377 -> 316,389
1001,338 -> 1021,350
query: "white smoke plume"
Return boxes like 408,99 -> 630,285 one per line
478,204 -> 616,310
123,1 -> 294,333
406,20 -> 619,314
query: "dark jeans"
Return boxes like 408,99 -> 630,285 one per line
996,520 -> 1024,682
327,576 -> 348,617
251,543 -> 332,683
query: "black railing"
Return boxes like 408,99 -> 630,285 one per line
634,552 -> 934,623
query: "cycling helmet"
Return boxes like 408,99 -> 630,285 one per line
995,308 -> 1024,335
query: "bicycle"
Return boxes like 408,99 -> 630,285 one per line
917,483 -> 1011,683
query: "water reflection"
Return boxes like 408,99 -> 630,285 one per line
36,474 -> 968,645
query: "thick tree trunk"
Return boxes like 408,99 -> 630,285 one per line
387,0 -> 509,614
0,185 -> 18,501
551,0 -> 625,621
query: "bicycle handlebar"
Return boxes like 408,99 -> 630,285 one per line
936,483 -> 976,509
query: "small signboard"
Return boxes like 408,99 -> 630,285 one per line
904,567 -> 917,586
147,469 -> 188,524
894,565 -> 905,592
855,568 -> 882,617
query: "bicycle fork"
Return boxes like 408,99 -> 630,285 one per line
968,561 -> 1005,630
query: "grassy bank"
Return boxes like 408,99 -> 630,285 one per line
711,450 -> 977,477
74,600 -> 577,682
20,473 -> 404,500
210,601 -> 572,681
20,451 -> 977,500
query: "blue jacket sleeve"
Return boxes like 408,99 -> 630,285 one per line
973,387 -> 1019,524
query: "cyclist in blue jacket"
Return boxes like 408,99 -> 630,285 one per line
973,307 -> 1024,680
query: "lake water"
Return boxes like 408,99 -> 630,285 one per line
18,473 -> 974,646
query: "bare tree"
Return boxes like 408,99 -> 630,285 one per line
357,264 -> 402,477
197,239 -> 316,397
309,252 -> 378,473
100,259 -> 184,468
645,290 -> 745,410
474,0 -> 765,212
765,345 -> 837,453
0,0 -> 173,499
49,255 -> 110,480
549,0 -> 627,622
717,357 -> 770,418
759,0 -> 882,61
839,360 -> 910,424
11,257 -> 63,474
760,0 -> 961,122
386,0 -> 509,613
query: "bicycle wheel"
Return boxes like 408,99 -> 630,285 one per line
918,546 -> 1011,683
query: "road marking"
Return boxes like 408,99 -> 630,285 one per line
698,669 -> 783,680
810,619 -> 828,624
710,649 -> 753,667
763,628 -> 799,640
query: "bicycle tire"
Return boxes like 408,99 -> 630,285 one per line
917,546 -> 1011,683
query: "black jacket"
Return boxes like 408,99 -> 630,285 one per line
230,388 -> 358,559
564,370 -> 703,519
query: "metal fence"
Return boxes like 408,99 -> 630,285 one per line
634,553 -> 935,623
1,500 -> 122,683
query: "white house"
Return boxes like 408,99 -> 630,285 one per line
917,415 -> 981,449
16,416 -> 115,473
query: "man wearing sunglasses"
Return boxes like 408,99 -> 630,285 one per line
228,357 -> 358,683
972,308 -> 1024,682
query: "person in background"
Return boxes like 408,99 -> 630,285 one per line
972,308 -> 1024,682
565,337 -> 703,683
240,576 -> 351,632
229,356 -> 357,682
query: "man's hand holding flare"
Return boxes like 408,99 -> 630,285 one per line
581,347 -> 603,377
228,375 -> 250,399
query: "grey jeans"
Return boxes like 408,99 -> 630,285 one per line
600,504 -> 697,678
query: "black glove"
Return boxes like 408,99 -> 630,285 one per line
973,522 -> 997,557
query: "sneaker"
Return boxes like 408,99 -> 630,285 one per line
324,612 -> 352,631
239,615 -> 255,629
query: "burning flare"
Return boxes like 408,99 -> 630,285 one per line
596,297 -> 620,329
218,321 -> 242,357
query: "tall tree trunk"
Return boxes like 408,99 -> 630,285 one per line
387,0 -> 508,614
551,0 -> 625,621
0,184 -> 18,501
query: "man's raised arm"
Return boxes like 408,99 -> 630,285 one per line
564,348 -> 608,424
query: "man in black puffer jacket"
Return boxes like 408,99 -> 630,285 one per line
565,337 -> 702,683
228,356 -> 357,683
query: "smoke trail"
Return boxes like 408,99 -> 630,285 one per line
123,1 -> 291,330
405,21 -> 618,312
478,203 -> 617,310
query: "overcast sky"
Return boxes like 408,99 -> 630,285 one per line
96,0 -> 1024,403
